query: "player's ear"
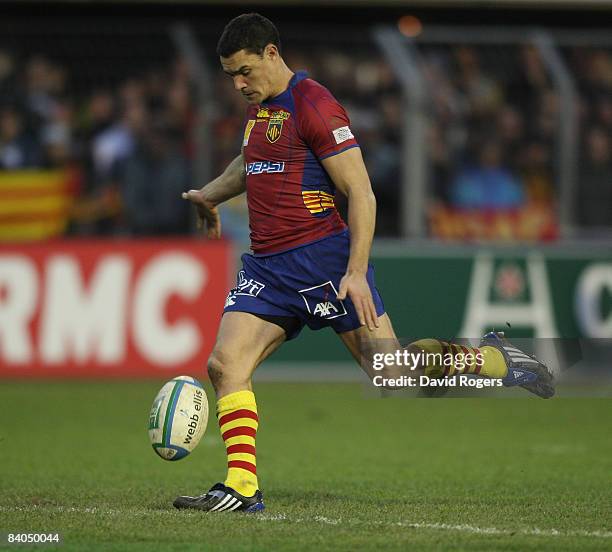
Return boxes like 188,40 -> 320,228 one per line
264,44 -> 279,61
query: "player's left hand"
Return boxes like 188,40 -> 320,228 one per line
337,272 -> 379,331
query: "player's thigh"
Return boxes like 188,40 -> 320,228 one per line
338,313 -> 403,379
209,311 -> 286,379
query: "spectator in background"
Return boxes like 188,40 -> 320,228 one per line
85,90 -> 119,179
584,49 -> 612,101
40,98 -> 73,167
576,126 -> 612,227
23,56 -> 66,132
519,139 -> 554,205
120,122 -> 190,235
91,101 -> 138,182
164,80 -> 195,158
68,90 -> 124,235
426,123 -> 453,205
508,45 -> 551,120
0,50 -> 17,105
450,139 -> 525,210
496,105 -> 525,172
453,46 -> 503,120
533,89 -> 559,143
360,94 -> 402,235
0,107 -> 40,169
594,95 -> 612,131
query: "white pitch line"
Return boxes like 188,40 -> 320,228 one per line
396,521 -> 612,539
1,506 -> 610,539
256,513 -> 612,539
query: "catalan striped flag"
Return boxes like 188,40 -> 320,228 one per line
302,190 -> 335,214
217,390 -> 259,498
0,169 -> 79,241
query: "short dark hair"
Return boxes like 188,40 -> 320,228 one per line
216,13 -> 281,58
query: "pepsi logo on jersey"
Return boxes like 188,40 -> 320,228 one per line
246,161 -> 286,175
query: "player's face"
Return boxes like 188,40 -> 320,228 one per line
221,47 -> 277,104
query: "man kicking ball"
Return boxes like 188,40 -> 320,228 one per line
173,13 -> 554,513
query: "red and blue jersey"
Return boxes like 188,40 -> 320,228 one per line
241,71 -> 359,255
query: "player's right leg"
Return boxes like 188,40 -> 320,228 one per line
173,311 -> 287,512
338,316 -> 553,397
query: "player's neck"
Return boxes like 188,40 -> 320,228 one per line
267,65 -> 295,101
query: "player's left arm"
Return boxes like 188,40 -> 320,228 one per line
321,147 -> 379,331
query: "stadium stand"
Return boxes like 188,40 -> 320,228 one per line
0,21 -> 610,240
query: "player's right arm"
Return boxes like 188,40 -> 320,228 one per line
182,153 -> 246,238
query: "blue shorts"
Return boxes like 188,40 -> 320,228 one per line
223,230 -> 385,340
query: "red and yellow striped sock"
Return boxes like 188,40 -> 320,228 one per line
412,339 -> 508,379
217,390 -> 259,497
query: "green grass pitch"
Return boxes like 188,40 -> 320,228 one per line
1,381 -> 611,551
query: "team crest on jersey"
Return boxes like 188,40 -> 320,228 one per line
266,110 -> 290,143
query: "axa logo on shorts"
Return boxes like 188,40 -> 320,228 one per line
313,302 -> 338,317
245,161 -> 285,175
299,281 -> 347,320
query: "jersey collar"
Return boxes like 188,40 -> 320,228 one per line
261,70 -> 308,106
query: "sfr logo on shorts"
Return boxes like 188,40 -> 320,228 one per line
299,281 -> 347,320
236,270 -> 265,297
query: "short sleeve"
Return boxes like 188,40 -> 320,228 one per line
297,91 -> 359,160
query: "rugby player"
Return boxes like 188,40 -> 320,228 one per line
173,13 -> 554,513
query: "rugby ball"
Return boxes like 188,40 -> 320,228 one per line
148,376 -> 208,461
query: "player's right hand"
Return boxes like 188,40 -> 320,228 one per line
182,189 -> 221,239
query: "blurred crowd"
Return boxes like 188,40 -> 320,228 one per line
0,34 -> 610,239
420,43 -> 612,231
567,47 -> 612,228
0,50 -> 195,236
